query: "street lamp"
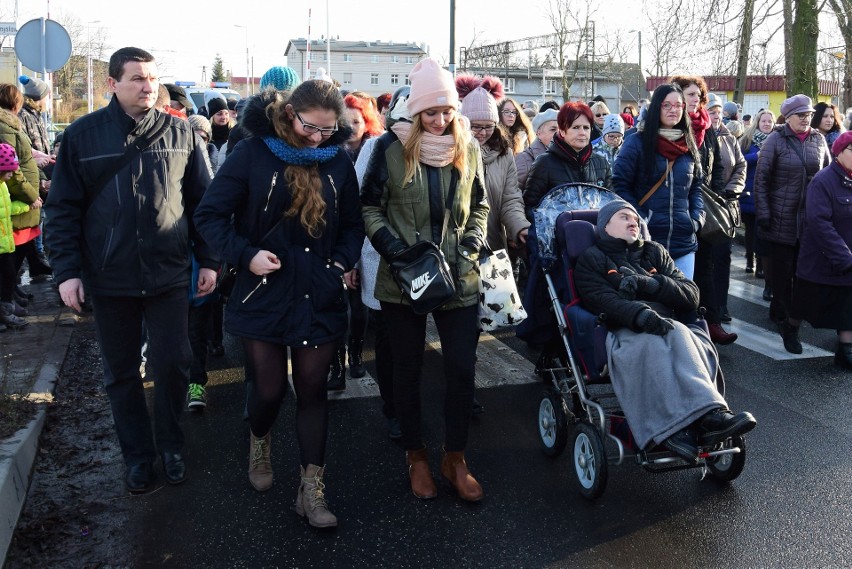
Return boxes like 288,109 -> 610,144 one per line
87,20 -> 100,114
233,24 -> 250,96
629,29 -> 642,102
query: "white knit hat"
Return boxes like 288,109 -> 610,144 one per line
601,114 -> 624,137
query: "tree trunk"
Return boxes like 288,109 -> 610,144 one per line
828,0 -> 852,111
788,0 -> 819,98
733,0 -> 755,104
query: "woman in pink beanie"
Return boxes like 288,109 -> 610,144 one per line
361,58 -> 489,503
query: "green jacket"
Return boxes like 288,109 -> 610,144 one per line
0,181 -> 18,254
361,130 -> 489,309
0,109 -> 40,229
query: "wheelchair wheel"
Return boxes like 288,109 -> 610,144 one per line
538,388 -> 569,457
705,435 -> 746,483
571,422 -> 608,500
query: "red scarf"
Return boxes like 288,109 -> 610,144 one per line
688,108 -> 710,148
553,133 -> 592,168
656,136 -> 689,161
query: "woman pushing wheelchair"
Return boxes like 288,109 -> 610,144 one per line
573,199 -> 756,463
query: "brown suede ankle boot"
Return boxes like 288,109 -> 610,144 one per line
248,431 -> 273,491
406,448 -> 437,499
440,449 -> 483,502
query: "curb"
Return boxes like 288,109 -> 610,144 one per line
0,314 -> 76,564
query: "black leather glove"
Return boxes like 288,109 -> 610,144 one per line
635,309 -> 674,336
460,235 -> 483,254
618,266 -> 661,298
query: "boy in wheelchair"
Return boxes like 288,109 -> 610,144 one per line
572,199 -> 756,463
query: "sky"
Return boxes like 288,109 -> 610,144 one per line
9,0 -> 643,84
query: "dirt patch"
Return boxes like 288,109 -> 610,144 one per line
0,395 -> 37,441
5,319 -> 134,569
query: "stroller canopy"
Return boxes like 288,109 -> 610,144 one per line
533,183 -> 617,270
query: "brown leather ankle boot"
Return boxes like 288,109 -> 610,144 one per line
440,449 -> 483,502
406,448 -> 437,499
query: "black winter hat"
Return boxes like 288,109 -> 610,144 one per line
207,97 -> 228,117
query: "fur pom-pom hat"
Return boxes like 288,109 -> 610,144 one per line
455,74 -> 504,123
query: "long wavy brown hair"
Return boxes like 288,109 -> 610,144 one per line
267,80 -> 344,238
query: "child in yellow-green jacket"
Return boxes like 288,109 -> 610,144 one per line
0,142 -> 29,329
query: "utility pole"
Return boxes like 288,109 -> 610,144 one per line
449,0 -> 456,75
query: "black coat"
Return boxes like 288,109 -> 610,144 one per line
193,94 -> 364,345
45,97 -> 216,296
523,140 -> 612,217
573,237 -> 699,330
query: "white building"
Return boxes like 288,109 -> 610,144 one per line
284,39 -> 428,97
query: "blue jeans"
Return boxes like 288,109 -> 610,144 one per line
674,252 -> 696,280
91,287 -> 191,466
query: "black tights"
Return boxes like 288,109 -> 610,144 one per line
242,339 -> 335,468
0,253 -> 15,302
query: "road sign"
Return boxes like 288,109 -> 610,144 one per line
0,22 -> 16,35
14,18 -> 71,72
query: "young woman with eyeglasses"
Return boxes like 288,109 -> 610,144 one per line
754,94 -> 831,354
498,97 -> 535,154
612,83 -> 704,279
361,58 -> 489,503
194,80 -> 365,528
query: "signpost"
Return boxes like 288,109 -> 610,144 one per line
14,18 -> 71,73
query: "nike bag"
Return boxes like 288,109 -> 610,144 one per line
390,240 -> 456,315
477,248 -> 528,331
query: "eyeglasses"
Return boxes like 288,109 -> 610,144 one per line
501,110 -> 518,117
661,103 -> 685,111
470,124 -> 496,134
795,112 -> 814,119
595,113 -> 607,118
295,112 -> 338,137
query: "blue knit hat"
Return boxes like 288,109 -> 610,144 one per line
260,66 -> 301,92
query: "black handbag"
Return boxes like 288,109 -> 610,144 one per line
390,240 -> 456,315
389,170 -> 459,315
699,187 -> 740,244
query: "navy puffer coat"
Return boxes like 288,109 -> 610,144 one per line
194,92 -> 364,346
612,133 -> 705,259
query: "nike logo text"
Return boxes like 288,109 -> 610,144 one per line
410,272 -> 439,300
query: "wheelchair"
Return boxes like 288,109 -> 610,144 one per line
523,183 -> 747,500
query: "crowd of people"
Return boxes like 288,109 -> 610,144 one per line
11,45 -> 849,530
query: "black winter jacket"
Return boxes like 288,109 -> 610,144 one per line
573,236 -> 699,331
193,92 -> 364,346
45,97 -> 216,296
523,139 -> 612,217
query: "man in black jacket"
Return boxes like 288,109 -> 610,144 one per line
45,47 -> 218,494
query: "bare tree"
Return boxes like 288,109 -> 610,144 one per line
827,0 -> 852,109
643,0 -> 703,76
547,0 -> 594,100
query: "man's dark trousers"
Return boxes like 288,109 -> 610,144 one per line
91,286 -> 192,466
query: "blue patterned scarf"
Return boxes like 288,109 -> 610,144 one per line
263,136 -> 339,165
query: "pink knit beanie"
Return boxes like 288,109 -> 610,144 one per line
406,58 -> 459,116
455,74 -> 504,123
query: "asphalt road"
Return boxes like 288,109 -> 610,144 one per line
126,244 -> 852,569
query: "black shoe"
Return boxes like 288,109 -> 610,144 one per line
162,452 -> 187,485
663,430 -> 699,464
835,343 -> 852,370
348,339 -> 365,379
698,408 -> 756,446
386,417 -> 402,440
745,264 -> 754,274
718,306 -> 732,322
471,396 -> 484,417
779,320 -> 803,354
126,462 -> 156,494
762,286 -> 772,301
327,344 -> 346,391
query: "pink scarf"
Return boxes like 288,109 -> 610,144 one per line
390,122 -> 458,168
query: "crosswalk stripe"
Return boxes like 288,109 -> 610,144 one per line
726,317 -> 833,360
728,279 -> 770,308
